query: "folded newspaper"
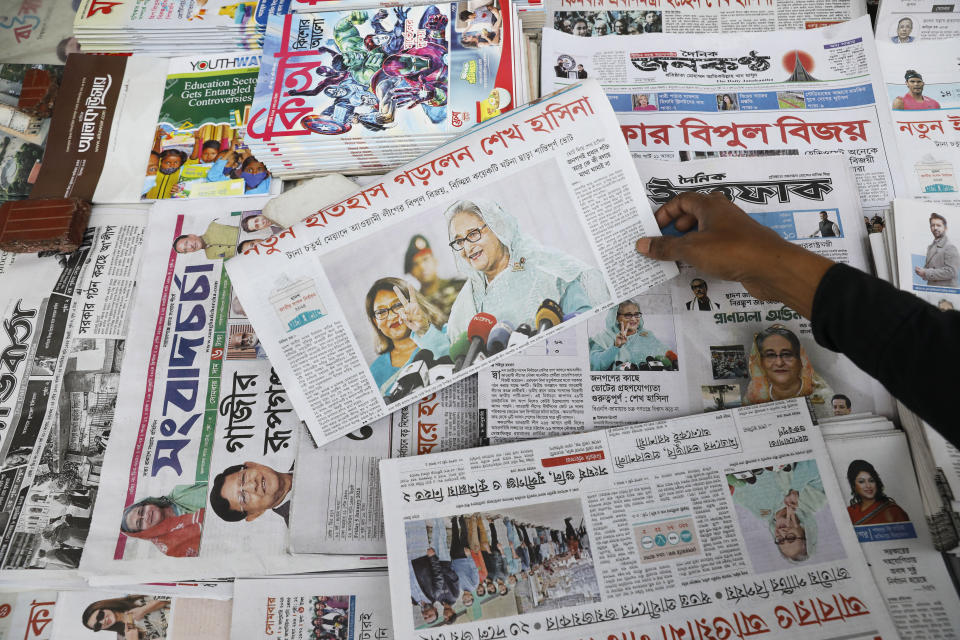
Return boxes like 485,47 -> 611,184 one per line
80,197 -> 384,583
540,17 -> 904,227
226,79 -> 678,447
478,154 -> 894,443
380,397 -> 900,638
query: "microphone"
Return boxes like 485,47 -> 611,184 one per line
507,329 -> 531,348
449,333 -> 470,371
387,351 -> 432,402
460,312 -> 496,371
514,323 -> 535,337
428,355 -> 455,383
645,356 -> 665,371
485,321 -> 514,355
534,299 -> 562,335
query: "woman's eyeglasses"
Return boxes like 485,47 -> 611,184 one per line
775,533 -> 805,545
373,301 -> 405,320
92,610 -> 106,631
617,312 -> 642,319
762,350 -> 797,363
449,224 -> 488,251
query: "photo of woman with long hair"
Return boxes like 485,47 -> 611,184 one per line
846,460 -> 910,526
81,595 -> 170,639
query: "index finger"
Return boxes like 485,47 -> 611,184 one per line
653,191 -> 716,231
393,285 -> 409,307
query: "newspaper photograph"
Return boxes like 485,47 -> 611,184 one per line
545,0 -> 865,35
542,17 -> 904,227
380,398 -> 899,638
48,589 -> 232,640
892,197 -> 960,310
824,430 -> 960,637
877,38 -> 960,207
80,197 -> 382,582
0,0 -> 77,65
291,378 -> 481,555
0,209 -> 146,578
876,0 -> 960,43
225,80 -> 678,447
230,574 -> 392,640
477,154 -> 894,442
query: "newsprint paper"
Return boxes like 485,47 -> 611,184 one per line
545,0 -> 866,35
542,17 -> 904,224
380,398 -> 900,639
0,209 -> 145,582
81,197 -> 383,584
230,574 -> 393,640
478,154 -> 894,442
225,79 -> 678,447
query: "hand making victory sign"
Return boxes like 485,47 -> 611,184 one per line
393,283 -> 430,337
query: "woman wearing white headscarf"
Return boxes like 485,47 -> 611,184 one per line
442,198 -> 609,341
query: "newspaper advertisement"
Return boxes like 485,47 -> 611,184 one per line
141,54 -> 280,201
876,0 -> 960,43
0,590 -> 57,640
225,80 -> 678,447
380,398 -> 899,639
877,38 -> 960,207
0,209 -> 146,579
80,197 -> 380,583
230,574 -> 392,640
290,377 -> 481,555
49,589 -> 232,640
542,17 -> 904,227
478,154 -> 894,443
823,430 -> 960,637
545,0 -> 865,36
892,197 -> 960,309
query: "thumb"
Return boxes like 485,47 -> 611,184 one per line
635,235 -> 686,262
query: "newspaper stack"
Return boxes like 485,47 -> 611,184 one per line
245,1 -> 522,177
71,0 -> 290,55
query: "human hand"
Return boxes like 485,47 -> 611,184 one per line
427,547 -> 435,556
783,490 -> 799,510
635,193 -> 834,319
393,284 -> 429,336
915,266 -> 925,278
614,321 -> 627,347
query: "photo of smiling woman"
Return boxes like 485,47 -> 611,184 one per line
81,595 -> 170,639
119,482 -> 206,557
743,324 -> 834,419
846,460 -> 910,526
442,198 -> 609,342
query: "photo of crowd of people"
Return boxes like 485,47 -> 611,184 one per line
143,126 -> 272,200
588,296 -> 678,371
553,10 -> 662,36
727,461 -> 844,572
710,345 -> 747,379
404,500 -> 598,628
309,596 -> 352,639
320,165 -> 611,403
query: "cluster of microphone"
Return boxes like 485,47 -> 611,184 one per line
613,351 -> 679,372
384,299 -> 565,403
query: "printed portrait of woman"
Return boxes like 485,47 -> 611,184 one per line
81,595 -> 170,639
366,277 -> 449,397
846,460 -> 910,526
743,324 -> 834,418
588,299 -> 674,371
717,94 -> 738,111
442,198 -> 609,342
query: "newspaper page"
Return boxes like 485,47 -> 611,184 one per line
877,38 -> 960,207
225,80 -> 678,447
28,55 -> 169,204
80,197 -> 381,583
230,574 -> 392,640
140,53 -> 281,201
542,17 -> 904,227
0,209 -> 146,582
49,589 -> 232,640
0,590 -> 57,640
876,0 -> 960,43
478,154 -> 894,442
0,0 -> 77,65
380,398 -> 900,639
290,377 -> 481,555
545,0 -> 865,36
824,430 -> 960,637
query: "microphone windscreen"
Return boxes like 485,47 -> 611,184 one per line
467,312 -> 497,342
515,323 -> 534,337
434,355 -> 453,366
486,321 -> 514,354
535,299 -> 562,330
413,349 -> 434,366
449,333 -> 470,361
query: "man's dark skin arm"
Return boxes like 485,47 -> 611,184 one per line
635,192 -> 959,442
